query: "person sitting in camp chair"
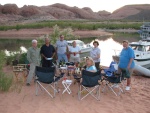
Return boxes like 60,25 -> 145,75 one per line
85,57 -> 97,72
73,57 -> 97,85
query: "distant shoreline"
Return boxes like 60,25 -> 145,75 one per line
0,28 -> 113,39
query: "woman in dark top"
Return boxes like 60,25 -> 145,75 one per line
40,37 -> 55,67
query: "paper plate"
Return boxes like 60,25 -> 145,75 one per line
46,58 -> 53,60
60,67 -> 67,69
66,80 -> 72,83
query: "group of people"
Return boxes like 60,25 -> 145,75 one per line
26,35 -> 135,91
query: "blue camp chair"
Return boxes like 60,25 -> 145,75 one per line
102,62 -> 125,96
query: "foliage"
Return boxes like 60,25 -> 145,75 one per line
0,72 -> 13,92
0,51 -> 13,92
40,25 -> 80,45
0,51 -> 5,70
0,20 -> 143,31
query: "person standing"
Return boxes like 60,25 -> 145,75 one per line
118,40 -> 135,91
40,37 -> 55,67
90,41 -> 101,70
55,35 -> 68,63
26,39 -> 41,86
69,41 -> 81,66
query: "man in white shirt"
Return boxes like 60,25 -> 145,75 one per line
69,41 -> 81,64
55,35 -> 68,63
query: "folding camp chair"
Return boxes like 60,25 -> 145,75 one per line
102,62 -> 125,96
35,66 -> 59,98
78,70 -> 101,101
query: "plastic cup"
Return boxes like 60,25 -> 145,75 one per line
64,77 -> 67,81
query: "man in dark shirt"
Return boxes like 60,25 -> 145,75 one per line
40,37 -> 55,67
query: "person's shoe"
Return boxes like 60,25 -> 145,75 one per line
125,86 -> 130,91
26,83 -> 30,86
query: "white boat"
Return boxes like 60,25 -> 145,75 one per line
139,22 -> 150,39
67,40 -> 92,53
113,40 -> 150,68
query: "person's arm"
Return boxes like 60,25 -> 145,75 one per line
66,45 -> 69,54
78,51 -> 81,54
51,46 -> 56,58
93,53 -> 100,60
40,46 -> 47,59
41,53 -> 47,59
88,70 -> 97,72
66,41 -> 69,54
127,58 -> 134,69
127,48 -> 135,69
27,49 -> 32,63
76,46 -> 81,54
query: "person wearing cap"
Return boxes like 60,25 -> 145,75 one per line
90,41 -> 101,70
118,40 -> 135,91
40,37 -> 55,67
55,35 -> 69,63
26,39 -> 41,86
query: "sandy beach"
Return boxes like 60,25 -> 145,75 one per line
0,28 -> 112,39
0,66 -> 150,113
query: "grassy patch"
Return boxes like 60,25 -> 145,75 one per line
0,71 -> 13,92
0,21 -> 143,31
0,51 -> 13,92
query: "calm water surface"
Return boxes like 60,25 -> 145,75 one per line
0,36 -> 139,66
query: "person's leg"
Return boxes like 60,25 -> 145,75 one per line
57,53 -> 62,63
62,54 -> 68,62
74,57 -> 80,67
42,59 -> 48,67
126,68 -> 133,86
117,67 -> 122,74
26,63 -> 36,85
127,78 -> 131,86
95,62 -> 100,71
69,57 -> 74,63
49,60 -> 53,67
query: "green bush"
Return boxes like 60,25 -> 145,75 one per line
0,71 -> 13,92
0,21 -> 143,31
0,51 -> 13,92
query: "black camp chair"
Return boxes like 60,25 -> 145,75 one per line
102,73 -> 125,96
35,66 -> 59,98
78,70 -> 101,101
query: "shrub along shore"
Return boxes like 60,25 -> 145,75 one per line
0,20 -> 143,31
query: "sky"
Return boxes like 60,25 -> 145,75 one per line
0,0 -> 150,13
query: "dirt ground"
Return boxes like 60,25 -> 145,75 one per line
0,66 -> 150,113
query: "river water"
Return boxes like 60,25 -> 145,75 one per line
0,36 -> 139,66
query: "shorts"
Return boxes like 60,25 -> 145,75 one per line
70,57 -> 80,63
118,68 -> 134,78
57,53 -> 68,63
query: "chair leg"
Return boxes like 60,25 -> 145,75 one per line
35,81 -> 38,96
102,84 -> 107,93
97,86 -> 100,101
108,85 -> 118,96
80,86 -> 100,100
37,82 -> 54,98
53,83 -> 56,97
78,85 -> 82,100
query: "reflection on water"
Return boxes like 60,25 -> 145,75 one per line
90,38 -> 123,66
5,46 -> 27,56
0,36 -> 139,66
